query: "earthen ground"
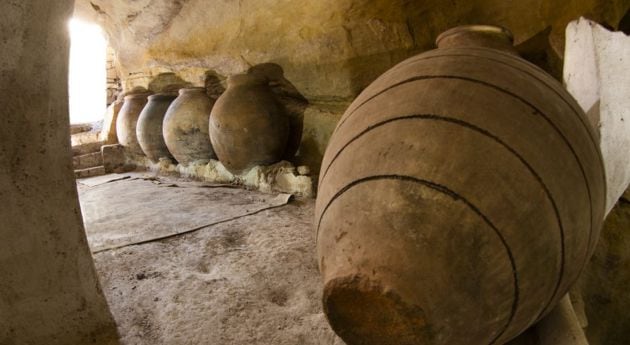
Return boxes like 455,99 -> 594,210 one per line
78,176 -> 344,345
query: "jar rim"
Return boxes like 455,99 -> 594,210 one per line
124,92 -> 151,100
436,25 -> 514,46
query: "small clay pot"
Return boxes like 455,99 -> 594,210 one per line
209,73 -> 289,173
116,92 -> 151,155
136,93 -> 177,163
162,87 -> 216,165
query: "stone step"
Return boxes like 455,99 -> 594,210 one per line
72,141 -> 103,157
73,152 -> 103,170
71,131 -> 100,146
70,123 -> 93,135
75,166 -> 106,179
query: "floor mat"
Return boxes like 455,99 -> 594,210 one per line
79,178 -> 291,252
78,173 -> 132,187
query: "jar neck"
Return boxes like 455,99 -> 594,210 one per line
436,25 -> 518,55
227,73 -> 268,88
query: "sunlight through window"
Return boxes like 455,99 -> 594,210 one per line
68,18 -> 107,125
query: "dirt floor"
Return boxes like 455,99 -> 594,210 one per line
78,175 -> 344,345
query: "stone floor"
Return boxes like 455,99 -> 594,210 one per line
78,175 -> 344,345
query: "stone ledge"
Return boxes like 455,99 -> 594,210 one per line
146,158 -> 315,198
105,144 -> 315,197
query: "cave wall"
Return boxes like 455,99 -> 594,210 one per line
74,0 -> 630,172
106,46 -> 123,105
579,190 -> 630,345
0,1 -> 118,344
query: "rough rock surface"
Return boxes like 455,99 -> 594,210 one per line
578,189 -> 630,345
0,0 -> 118,343
75,0 -> 629,99
74,0 -> 630,171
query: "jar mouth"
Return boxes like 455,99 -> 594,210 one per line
178,87 -> 207,94
436,25 -> 514,47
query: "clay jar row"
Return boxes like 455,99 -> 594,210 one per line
115,74 -> 294,173
116,88 -> 215,165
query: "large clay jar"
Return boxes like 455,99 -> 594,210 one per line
209,73 -> 289,174
315,25 -> 606,345
116,92 -> 151,155
162,87 -> 216,165
136,93 -> 177,163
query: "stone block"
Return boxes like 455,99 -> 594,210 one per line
564,18 -> 630,215
73,151 -> 103,170
99,100 -> 123,144
102,144 -> 126,173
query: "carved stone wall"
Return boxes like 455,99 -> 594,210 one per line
74,0 -> 629,172
0,0 -> 118,343
106,45 -> 122,106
